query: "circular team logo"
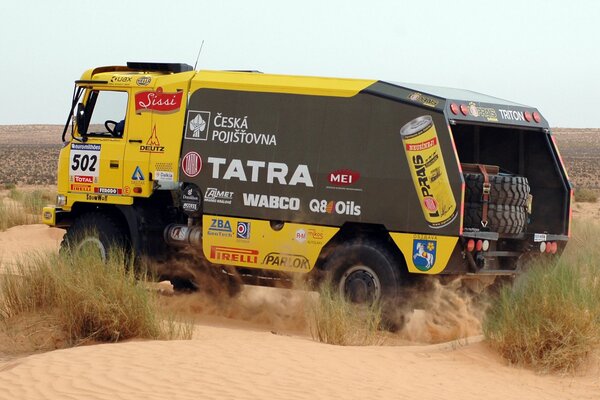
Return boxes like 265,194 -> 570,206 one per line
182,152 -> 202,177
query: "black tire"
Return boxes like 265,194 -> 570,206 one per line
463,173 -> 530,207
463,203 -> 527,234
323,240 -> 402,305
60,212 -> 126,261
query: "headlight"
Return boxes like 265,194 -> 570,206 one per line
56,194 -> 67,207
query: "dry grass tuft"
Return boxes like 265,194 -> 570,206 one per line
0,186 -> 55,231
306,284 -> 383,346
483,220 -> 600,373
0,249 -> 192,355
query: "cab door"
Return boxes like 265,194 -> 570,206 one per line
123,80 -> 186,197
68,89 -> 128,198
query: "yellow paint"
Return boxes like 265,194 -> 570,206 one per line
390,232 -> 458,274
190,70 -> 375,97
202,215 -> 338,273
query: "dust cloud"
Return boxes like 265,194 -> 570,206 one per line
396,277 -> 489,344
152,254 -> 490,344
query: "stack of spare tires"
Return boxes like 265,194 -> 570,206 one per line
462,165 -> 530,234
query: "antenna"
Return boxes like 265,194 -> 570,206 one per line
193,40 -> 205,71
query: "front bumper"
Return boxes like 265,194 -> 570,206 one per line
42,206 -> 71,228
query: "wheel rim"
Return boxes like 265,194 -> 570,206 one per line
339,265 -> 381,304
75,237 -> 107,261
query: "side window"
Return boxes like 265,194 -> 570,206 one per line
84,90 -> 128,138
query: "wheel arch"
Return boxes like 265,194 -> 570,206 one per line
67,202 -> 138,252
315,222 -> 408,276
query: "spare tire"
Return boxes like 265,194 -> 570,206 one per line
464,203 -> 527,234
463,173 -> 530,207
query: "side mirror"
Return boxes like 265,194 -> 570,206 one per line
75,103 -> 88,135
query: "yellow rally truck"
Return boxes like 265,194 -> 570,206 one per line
44,62 -> 571,306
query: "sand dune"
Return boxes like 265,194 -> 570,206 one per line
0,224 -> 599,399
0,325 -> 598,400
0,224 -> 64,270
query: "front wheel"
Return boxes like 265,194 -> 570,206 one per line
60,212 -> 126,261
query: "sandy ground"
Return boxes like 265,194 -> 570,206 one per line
0,223 -> 599,399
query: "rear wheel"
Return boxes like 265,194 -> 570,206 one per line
60,212 -> 126,261
322,240 -> 404,329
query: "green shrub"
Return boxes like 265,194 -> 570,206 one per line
483,220 -> 600,373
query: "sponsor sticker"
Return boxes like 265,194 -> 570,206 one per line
182,152 -> 202,178
73,175 -> 94,184
534,233 -> 547,242
134,87 -> 183,114
498,108 -> 528,122
309,199 -> 361,216
208,218 -> 233,237
185,111 -> 211,141
326,169 -> 362,191
412,239 -> 437,271
210,246 -> 259,263
70,184 -> 92,192
132,166 -> 145,181
204,187 -> 233,205
140,125 -> 165,153
262,253 -> 310,270
136,76 -> 151,86
170,226 -> 188,241
86,193 -> 108,202
94,187 -> 122,195
181,185 -> 202,216
236,222 -> 250,239
110,75 -> 133,84
154,171 -> 174,181
466,102 -> 498,122
295,229 -> 307,243
407,92 -> 439,108
206,157 -> 313,187
70,143 -> 100,182
191,112 -> 277,146
307,228 -> 325,245
243,193 -> 300,210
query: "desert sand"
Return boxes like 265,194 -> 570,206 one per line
0,224 -> 599,399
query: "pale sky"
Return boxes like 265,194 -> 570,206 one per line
0,0 -> 598,127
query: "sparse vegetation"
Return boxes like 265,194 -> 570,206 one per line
306,284 -> 383,346
0,186 -> 56,230
0,248 -> 192,354
484,220 -> 600,373
0,201 -> 38,231
574,188 -> 598,203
